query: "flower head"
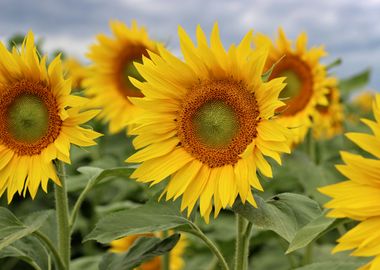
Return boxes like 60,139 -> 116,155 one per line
126,24 -> 291,222
353,90 -> 375,113
320,94 -> 380,269
62,57 -> 87,89
254,29 -> 337,144
84,20 -> 160,133
110,233 -> 186,270
0,32 -> 101,202
313,86 -> 344,139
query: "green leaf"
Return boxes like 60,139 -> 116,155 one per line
32,210 -> 57,247
286,210 -> 335,253
0,208 -> 51,251
277,150 -> 341,204
339,69 -> 371,97
198,213 -> 236,242
85,199 -> 191,243
67,166 -> 135,192
326,58 -> 342,70
0,236 -> 50,270
99,234 -> 180,270
294,261 -> 363,270
261,55 -> 285,82
71,256 -> 101,270
232,193 -> 321,242
7,34 -> 26,49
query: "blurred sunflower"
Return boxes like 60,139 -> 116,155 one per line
353,90 -> 375,113
126,24 -> 290,222
84,20 -> 159,133
0,32 -> 101,202
62,57 -> 87,89
110,233 -> 186,270
319,94 -> 380,270
313,86 -> 344,139
254,29 -> 337,144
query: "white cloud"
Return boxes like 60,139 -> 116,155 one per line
0,0 -> 379,89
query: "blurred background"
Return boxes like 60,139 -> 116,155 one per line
0,0 -> 378,87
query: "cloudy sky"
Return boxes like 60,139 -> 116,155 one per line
0,0 -> 379,89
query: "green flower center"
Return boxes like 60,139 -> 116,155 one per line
0,80 -> 62,156
279,70 -> 302,99
269,55 -> 313,116
117,44 -> 150,98
192,100 -> 239,148
6,94 -> 49,143
177,79 -> 260,168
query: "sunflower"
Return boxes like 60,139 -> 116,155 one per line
110,233 -> 186,270
0,32 -> 101,202
353,90 -> 375,113
313,86 -> 344,139
254,29 -> 337,144
126,24 -> 291,222
319,94 -> 380,269
62,57 -> 87,89
84,20 -> 159,133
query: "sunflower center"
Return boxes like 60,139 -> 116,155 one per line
7,94 -> 49,143
279,70 -> 302,99
177,79 -> 260,168
0,80 -> 62,156
193,100 -> 239,148
117,44 -> 150,98
270,55 -> 313,116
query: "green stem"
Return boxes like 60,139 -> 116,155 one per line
33,231 -> 65,270
54,160 -> 71,270
206,257 -> 218,270
187,223 -> 230,270
235,214 -> 251,270
234,214 -> 247,270
162,230 -> 170,270
242,222 -> 253,270
277,238 -> 297,268
69,181 -> 92,231
303,243 -> 313,266
307,131 -> 316,164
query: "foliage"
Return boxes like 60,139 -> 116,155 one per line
0,34 -> 373,270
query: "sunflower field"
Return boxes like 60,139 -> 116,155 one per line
0,18 -> 378,270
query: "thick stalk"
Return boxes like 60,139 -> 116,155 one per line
242,222 -> 253,270
188,223 -> 230,270
306,131 -> 317,164
54,161 -> 71,270
162,230 -> 170,270
234,214 -> 246,270
303,133 -> 317,265
303,243 -> 313,266
277,238 -> 297,268
206,257 -> 218,270
234,214 -> 250,270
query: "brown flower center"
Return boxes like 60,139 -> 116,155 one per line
116,44 -> 150,98
270,55 -> 313,116
177,79 -> 260,168
0,80 -> 62,156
